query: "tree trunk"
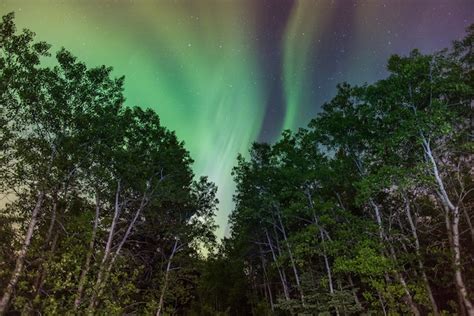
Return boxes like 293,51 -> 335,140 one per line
355,157 -> 416,313
0,191 -> 45,315
108,192 -> 148,267
354,157 -> 385,241
388,243 -> 420,316
33,195 -> 58,298
462,206 -> 474,245
397,270 -> 421,316
453,206 -> 474,316
348,275 -> 362,310
266,278 -> 274,311
369,199 -> 384,241
156,239 -> 179,316
88,189 -> 147,313
103,180 -> 122,265
265,229 -> 290,300
444,207 -> 467,316
74,194 -> 101,310
320,228 -> 339,316
377,289 -> 388,316
403,193 -> 439,315
307,189 -> 337,312
259,244 -> 274,311
422,137 -> 474,315
33,231 -> 59,302
87,182 -> 121,313
311,213 -> 336,296
276,211 -> 305,305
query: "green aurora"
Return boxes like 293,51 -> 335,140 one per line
2,0 -> 472,238
2,1 -> 268,238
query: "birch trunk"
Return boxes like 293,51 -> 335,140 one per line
348,275 -> 362,310
265,229 -> 290,300
321,230 -> 339,316
276,211 -> 305,305
108,192 -> 148,267
313,214 -> 339,315
307,192 -> 336,297
88,190 -> 148,313
103,180 -> 122,265
403,193 -> 439,315
32,195 -> 58,298
453,205 -> 474,316
387,242 -> 420,316
33,232 -> 59,302
354,157 -> 384,241
259,244 -> 274,311
74,194 -> 101,310
355,156 -> 419,313
156,239 -> 179,316
87,181 -> 122,313
0,191 -> 45,315
422,137 -> 474,315
462,207 -> 474,245
369,199 -> 384,241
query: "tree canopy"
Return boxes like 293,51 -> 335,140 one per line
195,24 -> 474,316
0,12 -> 217,315
1,12 -> 473,316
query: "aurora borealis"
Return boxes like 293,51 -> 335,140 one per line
2,0 -> 473,238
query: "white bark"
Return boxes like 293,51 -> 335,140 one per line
355,157 -> 419,314
369,199 -> 385,241
307,191 -> 336,297
0,191 -> 45,315
33,194 -> 58,297
403,193 -> 439,315
422,136 -> 474,315
156,239 -> 179,316
276,211 -> 305,305
103,180 -> 122,265
87,182 -> 122,313
88,188 -> 148,313
259,245 -> 274,311
462,207 -> 474,245
74,193 -> 101,310
108,192 -> 148,267
265,229 -> 290,300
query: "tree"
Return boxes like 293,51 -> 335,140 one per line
0,13 -> 218,315
214,24 -> 473,315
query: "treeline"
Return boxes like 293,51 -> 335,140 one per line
0,13 -> 217,315
195,26 -> 474,315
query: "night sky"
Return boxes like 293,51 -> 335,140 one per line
2,0 -> 473,238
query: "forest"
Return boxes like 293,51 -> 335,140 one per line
0,12 -> 473,315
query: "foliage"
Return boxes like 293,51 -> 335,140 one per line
1,11 -> 473,316
199,23 -> 474,316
